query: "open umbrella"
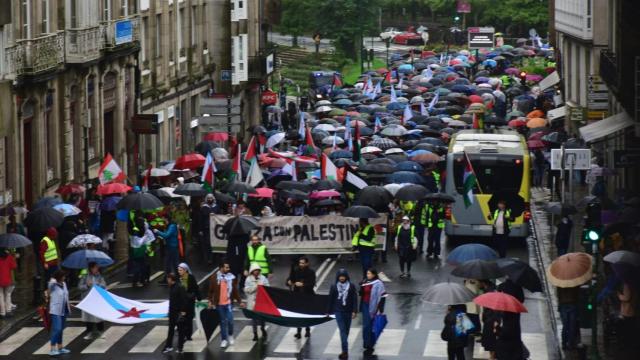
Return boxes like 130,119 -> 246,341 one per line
62,249 -> 114,269
34,196 -> 63,210
281,189 -> 309,200
344,205 -> 379,218
496,258 -> 543,292
368,138 -> 398,150
214,191 -> 236,204
451,259 -> 503,279
266,132 -> 286,148
55,183 -> 86,196
276,181 -> 312,192
488,191 -> 526,217
249,187 -> 275,198
67,234 -> 103,248
222,216 -> 260,236
312,199 -> 343,207
547,252 -> 593,288
394,161 -> 424,173
117,192 -> 164,210
142,168 -> 171,177
385,171 -> 425,185
355,186 -> 393,212
527,139 -> 546,150
0,233 -> 32,248
473,292 -> 527,313
526,117 -> 547,128
447,244 -> 498,265
421,282 -> 476,305
381,125 -> 408,137
53,204 -> 82,217
174,153 -> 206,170
224,181 -> 258,194
309,190 -> 341,199
394,184 -> 429,201
603,250 -> 640,266
99,196 -> 122,211
424,193 -> 455,203
312,179 -> 343,191
24,208 -> 65,232
96,183 -> 132,196
174,183 -> 208,197
545,202 -> 577,215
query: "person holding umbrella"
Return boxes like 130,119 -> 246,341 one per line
244,262 -> 270,341
394,216 -> 417,278
177,263 -> 200,341
78,261 -> 106,340
487,200 -> 514,258
360,268 -> 386,357
352,219 -> 376,279
40,227 -> 61,282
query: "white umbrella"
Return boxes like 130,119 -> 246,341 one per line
53,204 -> 82,217
381,125 -> 408,136
314,124 -> 336,132
384,183 -> 410,195
410,96 -> 425,104
315,105 -> 333,113
266,132 -> 286,148
67,234 -> 103,248
384,147 -> 404,155
142,168 -> 171,177
361,146 -> 383,154
212,147 -> 229,161
322,136 -> 345,145
315,100 -> 332,107
396,97 -> 409,104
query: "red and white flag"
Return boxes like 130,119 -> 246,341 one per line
201,152 -> 216,191
98,153 -> 126,184
321,154 -> 338,180
232,144 -> 243,181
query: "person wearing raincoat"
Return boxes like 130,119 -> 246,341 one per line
327,269 -> 358,360
78,262 -> 107,340
359,268 -> 386,357
244,262 -> 270,341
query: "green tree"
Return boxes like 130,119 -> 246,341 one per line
478,0 -> 548,35
278,0 -> 315,46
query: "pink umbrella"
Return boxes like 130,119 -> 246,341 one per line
249,187 -> 274,198
310,190 -> 341,199
526,74 -> 543,82
505,67 -> 520,76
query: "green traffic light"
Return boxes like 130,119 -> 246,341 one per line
587,304 -> 593,310
454,16 -> 460,21
587,230 -> 600,241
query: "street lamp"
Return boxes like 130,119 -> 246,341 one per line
381,35 -> 391,68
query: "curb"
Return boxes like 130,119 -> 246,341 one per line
0,259 -> 128,340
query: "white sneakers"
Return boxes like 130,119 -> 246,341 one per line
228,335 -> 235,345
220,340 -> 228,348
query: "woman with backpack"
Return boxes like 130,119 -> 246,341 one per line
441,304 -> 474,360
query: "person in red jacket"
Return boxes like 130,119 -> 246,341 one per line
40,227 -> 60,281
0,249 -> 17,317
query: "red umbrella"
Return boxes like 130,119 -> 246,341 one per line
468,95 -> 483,104
528,131 -> 548,141
249,187 -> 274,198
309,190 -> 341,199
55,183 -> 86,196
174,153 -> 206,170
508,119 -> 527,128
527,139 -> 546,149
473,292 -> 528,313
96,183 -> 132,196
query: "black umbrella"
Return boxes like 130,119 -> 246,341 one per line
312,199 -> 343,207
344,205 -> 379,218
451,259 -> 503,279
34,196 -> 64,210
395,184 -> 429,201
199,308 -> 220,341
276,181 -> 312,192
117,192 -> 164,210
545,202 -> 577,216
0,233 -> 32,248
222,216 -> 260,236
281,189 -> 309,200
312,179 -> 343,191
368,158 -> 397,166
174,183 -> 208,196
224,181 -> 257,194
358,163 -> 395,174
488,191 -> 526,217
149,188 -> 174,199
24,207 -> 65,232
496,258 -> 543,292
424,193 -> 455,203
356,186 -> 393,212
214,191 -> 236,204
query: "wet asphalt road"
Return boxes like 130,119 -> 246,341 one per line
0,235 -> 557,360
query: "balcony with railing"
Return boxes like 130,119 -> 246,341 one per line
4,32 -> 65,77
102,15 -> 141,50
555,0 -> 592,40
65,25 -> 103,63
600,50 -> 619,93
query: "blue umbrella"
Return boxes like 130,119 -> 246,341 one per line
329,150 -> 353,160
482,59 -> 497,68
334,98 -> 353,107
34,196 -> 63,210
386,102 -> 405,110
394,161 -> 424,173
373,313 -> 388,344
385,171 -> 425,185
100,196 -> 122,211
62,249 -> 114,269
407,149 -> 432,157
398,64 -> 414,73
446,244 -> 498,265
420,138 -> 447,147
53,203 -> 82,217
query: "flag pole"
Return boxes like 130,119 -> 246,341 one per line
464,151 -> 484,194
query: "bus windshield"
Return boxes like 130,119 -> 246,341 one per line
452,155 -> 524,194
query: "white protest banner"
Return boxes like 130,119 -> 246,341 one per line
210,214 -> 388,254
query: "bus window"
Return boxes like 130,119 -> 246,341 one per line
453,156 -> 523,194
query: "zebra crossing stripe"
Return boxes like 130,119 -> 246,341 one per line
373,329 -> 405,356
324,327 -> 361,354
33,326 -> 85,355
273,328 -> 313,353
423,330 -> 448,358
82,326 -> 132,353
0,327 -> 42,355
182,328 -> 211,353
225,325 -> 269,352
129,325 -> 168,353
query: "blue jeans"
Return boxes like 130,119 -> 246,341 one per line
50,314 -> 66,345
217,304 -> 234,341
559,304 -> 578,347
359,247 -> 374,279
361,302 -> 374,349
335,311 -> 353,353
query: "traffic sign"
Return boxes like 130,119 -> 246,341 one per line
261,90 -> 278,105
467,27 -> 495,49
551,149 -> 592,170
221,70 -> 232,81
587,74 -> 609,110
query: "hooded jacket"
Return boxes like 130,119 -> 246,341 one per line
327,269 -> 358,314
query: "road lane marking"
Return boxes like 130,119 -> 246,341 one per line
414,313 -> 422,329
374,329 -> 405,356
182,326 -> 213,352
33,326 -> 84,354
378,272 -> 391,282
273,327 -> 313,353
225,325 -> 269,352
314,259 -> 336,291
149,271 -> 164,282
129,325 -> 168,353
82,326 -> 132,353
106,281 -> 120,290
0,327 -> 42,355
423,329 -> 448,358
324,327 -> 361,354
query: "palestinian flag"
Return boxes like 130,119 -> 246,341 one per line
244,135 -> 258,162
352,124 -> 362,163
232,144 -> 243,181
462,152 -> 477,208
242,286 -> 333,327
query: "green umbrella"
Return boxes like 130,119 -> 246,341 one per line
329,108 -> 347,116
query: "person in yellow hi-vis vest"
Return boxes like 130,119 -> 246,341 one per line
487,200 -> 514,258
40,227 -> 60,281
244,235 -> 271,278
425,201 -> 445,259
351,219 -> 375,279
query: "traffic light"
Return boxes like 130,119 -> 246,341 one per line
454,16 -> 460,23
519,71 -> 527,86
585,228 -> 601,242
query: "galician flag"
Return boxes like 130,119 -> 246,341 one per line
298,112 -> 306,141
98,153 -> 126,184
403,104 -> 413,124
374,116 -> 382,133
390,84 -> 398,102
420,101 -> 429,116
76,286 -> 167,324
232,144 -> 243,181
427,92 -> 439,112
462,152 -> 477,208
201,152 -> 216,192
321,154 -> 338,180
344,118 -> 353,151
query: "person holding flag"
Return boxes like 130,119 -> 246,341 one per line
98,153 -> 126,184
201,152 -> 216,192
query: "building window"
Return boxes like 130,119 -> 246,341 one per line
41,0 -> 50,34
190,5 -> 196,47
22,0 -> 31,39
120,0 -> 128,17
0,137 -> 6,193
141,17 -> 147,63
45,96 -> 55,176
69,0 -> 77,28
103,0 -> 111,21
155,14 -> 161,58
177,8 -> 183,52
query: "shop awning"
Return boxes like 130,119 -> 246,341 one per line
579,111 -> 635,143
